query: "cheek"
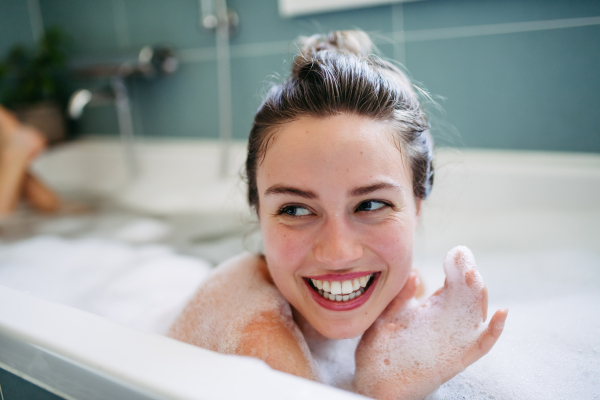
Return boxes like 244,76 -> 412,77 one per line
261,221 -> 313,274
363,217 -> 415,275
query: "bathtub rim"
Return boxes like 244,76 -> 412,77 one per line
0,284 -> 366,400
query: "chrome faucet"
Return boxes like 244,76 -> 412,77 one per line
68,46 -> 178,180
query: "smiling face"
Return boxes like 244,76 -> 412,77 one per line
256,114 -> 420,339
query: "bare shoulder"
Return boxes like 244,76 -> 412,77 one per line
168,253 -> 318,380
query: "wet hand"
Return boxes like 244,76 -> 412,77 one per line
354,246 -> 508,400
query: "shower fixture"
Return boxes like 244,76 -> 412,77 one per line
198,0 -> 237,178
68,46 -> 178,180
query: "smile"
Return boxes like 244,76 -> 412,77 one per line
310,274 -> 373,301
303,272 -> 379,311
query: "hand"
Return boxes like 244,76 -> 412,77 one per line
354,246 -> 508,400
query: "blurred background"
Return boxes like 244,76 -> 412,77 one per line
1,0 -> 599,150
0,1 -> 599,398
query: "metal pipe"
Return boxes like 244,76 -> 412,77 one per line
214,0 -> 233,178
111,77 -> 139,180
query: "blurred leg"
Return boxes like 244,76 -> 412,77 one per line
23,172 -> 61,213
0,143 -> 30,215
0,106 -> 49,216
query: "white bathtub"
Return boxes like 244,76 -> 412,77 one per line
0,138 -> 598,399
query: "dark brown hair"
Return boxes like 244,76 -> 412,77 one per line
245,31 -> 434,212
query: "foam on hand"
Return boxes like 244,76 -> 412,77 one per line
356,246 -> 487,399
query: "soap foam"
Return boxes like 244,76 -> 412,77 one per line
167,253 -> 316,373
355,246 -> 486,399
2,234 -> 599,399
0,235 -> 212,333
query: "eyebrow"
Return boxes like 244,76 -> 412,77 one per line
348,182 -> 404,197
264,185 -> 318,199
264,182 -> 403,199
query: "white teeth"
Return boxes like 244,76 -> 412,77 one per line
341,280 -> 353,294
359,276 -> 368,288
313,274 -> 375,302
330,281 -> 342,295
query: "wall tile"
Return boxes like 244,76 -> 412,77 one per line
405,25 -> 600,152
41,0 -> 119,53
131,61 -> 219,138
403,0 -> 600,31
125,0 -> 215,50
0,0 -> 35,56
76,103 -> 120,135
27,0 -> 600,151
228,0 -> 393,46
230,53 -> 290,139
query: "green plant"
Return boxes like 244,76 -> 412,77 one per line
0,27 -> 71,107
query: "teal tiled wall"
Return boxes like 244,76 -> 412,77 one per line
1,0 -> 599,152
0,1 -> 35,55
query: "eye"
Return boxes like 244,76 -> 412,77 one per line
355,200 -> 389,212
279,205 -> 312,217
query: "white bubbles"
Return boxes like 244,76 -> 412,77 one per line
168,253 -> 315,371
350,246 -> 489,399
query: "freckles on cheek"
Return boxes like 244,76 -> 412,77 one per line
264,227 -> 307,265
367,226 -> 414,264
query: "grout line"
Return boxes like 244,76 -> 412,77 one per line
112,0 -> 132,50
397,16 -> 600,43
176,15 -> 600,64
26,0 -> 45,42
176,46 -> 217,63
391,3 -> 406,65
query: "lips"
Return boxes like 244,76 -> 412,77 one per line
303,272 -> 380,311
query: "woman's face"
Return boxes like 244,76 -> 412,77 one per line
257,114 -> 420,339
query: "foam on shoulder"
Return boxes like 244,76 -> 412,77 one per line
168,254 -> 286,352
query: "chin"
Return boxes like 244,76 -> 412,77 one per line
302,311 -> 374,340
321,323 -> 368,340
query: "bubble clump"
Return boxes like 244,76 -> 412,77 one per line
356,246 -> 486,399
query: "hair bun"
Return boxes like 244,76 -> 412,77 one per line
292,31 -> 374,76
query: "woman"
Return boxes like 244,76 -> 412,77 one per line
169,31 -> 508,399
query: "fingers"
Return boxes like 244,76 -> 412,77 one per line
463,308 -> 508,367
443,247 -> 484,297
383,270 -> 419,317
480,284 -> 488,322
398,270 -> 420,301
464,269 -> 487,321
415,270 -> 426,298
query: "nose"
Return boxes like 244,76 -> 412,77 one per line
313,215 -> 363,269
